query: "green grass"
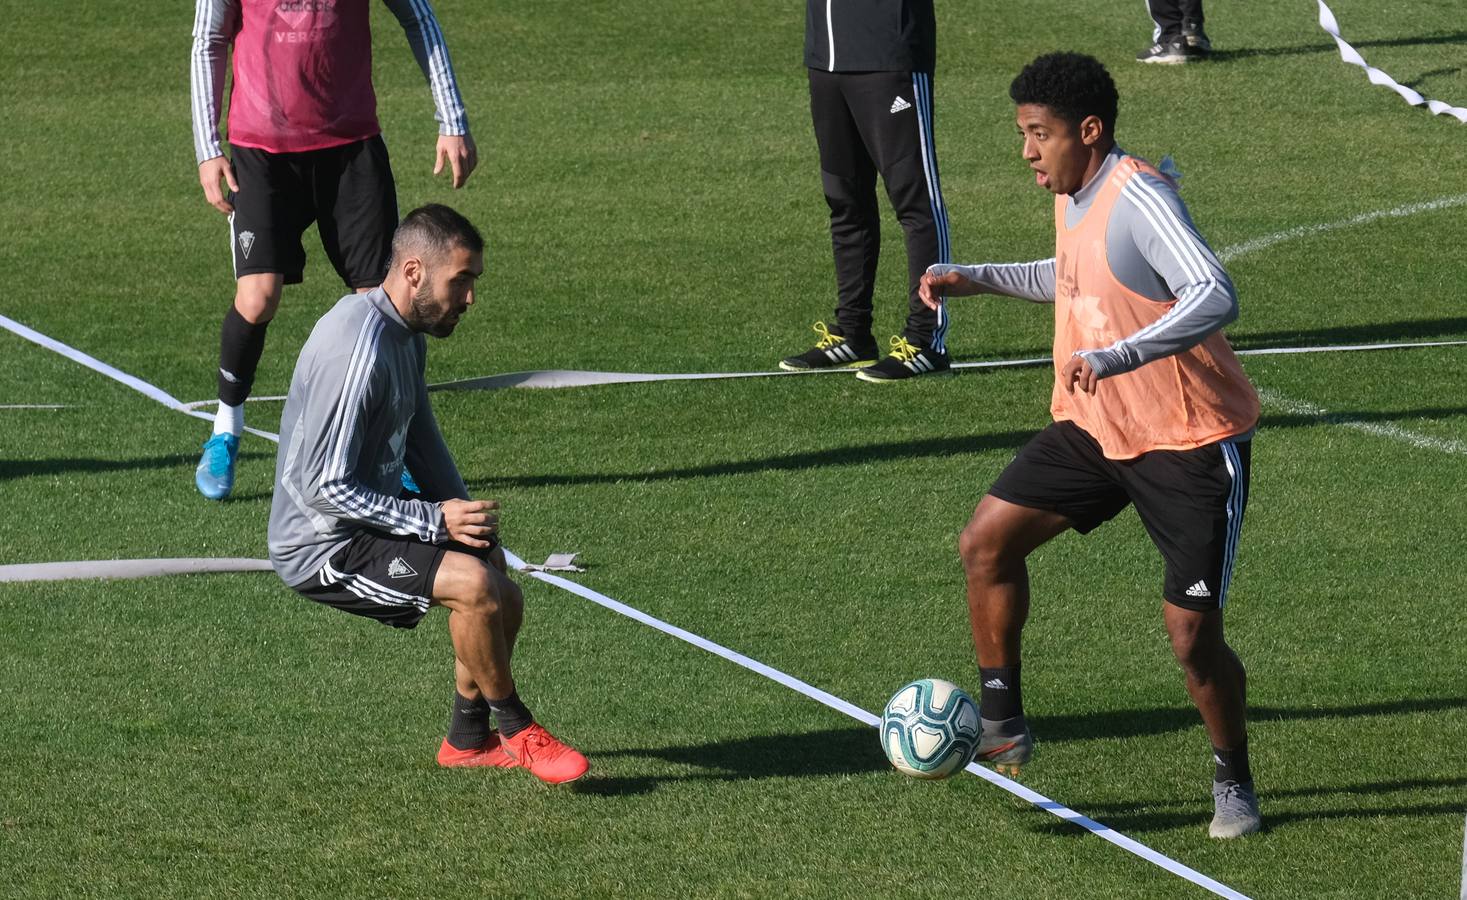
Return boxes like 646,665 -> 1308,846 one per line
3,1 -> 1467,897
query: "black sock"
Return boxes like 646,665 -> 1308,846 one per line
979,665 -> 1022,721
486,690 -> 534,739
446,692 -> 492,750
1213,741 -> 1251,785
218,305 -> 271,407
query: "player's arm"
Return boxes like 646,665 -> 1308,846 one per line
381,0 -> 476,188
1071,173 -> 1238,387
304,350 -> 452,544
402,354 -> 499,548
190,0 -> 241,213
919,260 -> 1057,310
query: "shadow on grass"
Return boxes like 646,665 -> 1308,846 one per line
1026,775 -> 1467,836
0,451 -> 273,482
1210,31 -> 1467,63
475,430 -> 1038,489
1234,315 -> 1467,349
572,725 -> 887,797
1033,696 -> 1467,744
472,397 -> 1467,489
971,316 -> 1467,363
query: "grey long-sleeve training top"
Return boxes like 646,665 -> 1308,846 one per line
269,289 -> 467,588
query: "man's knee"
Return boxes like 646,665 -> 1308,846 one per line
959,507 -> 1012,577
234,274 -> 283,323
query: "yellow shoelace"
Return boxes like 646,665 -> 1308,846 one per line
811,321 -> 845,350
887,334 -> 920,362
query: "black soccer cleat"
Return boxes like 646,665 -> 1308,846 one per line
855,335 -> 951,382
779,321 -> 879,371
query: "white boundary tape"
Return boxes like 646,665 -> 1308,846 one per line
1318,1 -> 1467,123
0,558 -> 273,583
502,548 -> 1252,900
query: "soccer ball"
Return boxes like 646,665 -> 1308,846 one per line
881,678 -> 980,779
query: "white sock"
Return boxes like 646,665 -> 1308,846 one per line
213,402 -> 244,437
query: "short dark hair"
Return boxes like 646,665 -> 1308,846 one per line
390,203 -> 484,269
1009,52 -> 1119,135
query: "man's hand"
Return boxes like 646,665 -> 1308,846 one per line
442,498 -> 499,548
434,133 -> 478,189
918,268 -> 977,311
198,155 -> 239,214
1060,354 -> 1099,395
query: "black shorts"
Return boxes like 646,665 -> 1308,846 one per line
989,420 -> 1251,611
227,136 -> 397,287
292,530 -> 500,630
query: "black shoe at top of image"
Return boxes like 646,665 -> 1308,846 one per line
1136,36 -> 1202,64
779,321 -> 879,371
1182,20 -> 1212,54
855,335 -> 951,382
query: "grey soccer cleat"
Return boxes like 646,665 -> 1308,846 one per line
976,715 -> 1033,777
1209,780 -> 1262,838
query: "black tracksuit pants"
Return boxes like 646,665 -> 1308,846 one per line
1148,0 -> 1205,39
809,68 -> 951,352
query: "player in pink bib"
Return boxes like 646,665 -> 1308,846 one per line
920,52 -> 1261,839
189,0 -> 476,500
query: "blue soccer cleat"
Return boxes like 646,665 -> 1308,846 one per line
195,433 -> 240,500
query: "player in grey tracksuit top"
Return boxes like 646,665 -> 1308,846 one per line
267,204 -> 590,783
268,286 -> 463,588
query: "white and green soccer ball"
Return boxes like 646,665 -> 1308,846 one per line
881,678 -> 980,779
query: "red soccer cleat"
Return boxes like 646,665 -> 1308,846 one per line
500,723 -> 589,784
436,733 -> 516,768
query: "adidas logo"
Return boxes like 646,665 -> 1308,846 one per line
890,95 -> 912,114
905,352 -> 938,374
983,678 -> 1008,690
387,557 -> 418,579
1185,580 -> 1212,598
823,341 -> 862,363
237,230 -> 256,259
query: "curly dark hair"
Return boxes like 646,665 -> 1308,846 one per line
1009,52 -> 1119,134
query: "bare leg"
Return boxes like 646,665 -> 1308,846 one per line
433,551 -> 522,701
958,495 -> 1071,667
234,272 -> 284,324
449,546 -> 524,701
1164,604 -> 1248,749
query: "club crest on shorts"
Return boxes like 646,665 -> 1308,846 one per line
387,557 -> 417,579
237,230 -> 256,259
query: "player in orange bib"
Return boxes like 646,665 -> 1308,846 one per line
919,52 -> 1261,838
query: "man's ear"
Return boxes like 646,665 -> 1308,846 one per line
1079,114 -> 1106,147
401,256 -> 425,291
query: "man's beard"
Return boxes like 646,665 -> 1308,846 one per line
410,282 -> 457,337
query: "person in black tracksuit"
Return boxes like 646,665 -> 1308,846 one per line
781,0 -> 952,382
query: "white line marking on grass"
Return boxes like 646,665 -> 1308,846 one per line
0,558 -> 273,583
503,549 -> 1253,900
1259,388 -> 1467,456
0,404 -> 68,409
1218,195 -> 1467,263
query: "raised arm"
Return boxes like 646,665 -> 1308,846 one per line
1076,172 -> 1237,380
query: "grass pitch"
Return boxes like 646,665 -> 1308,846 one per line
3,1 -> 1466,897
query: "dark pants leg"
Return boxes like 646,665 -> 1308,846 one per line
810,69 -> 880,341
1148,0 -> 1203,39
809,69 -> 949,349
